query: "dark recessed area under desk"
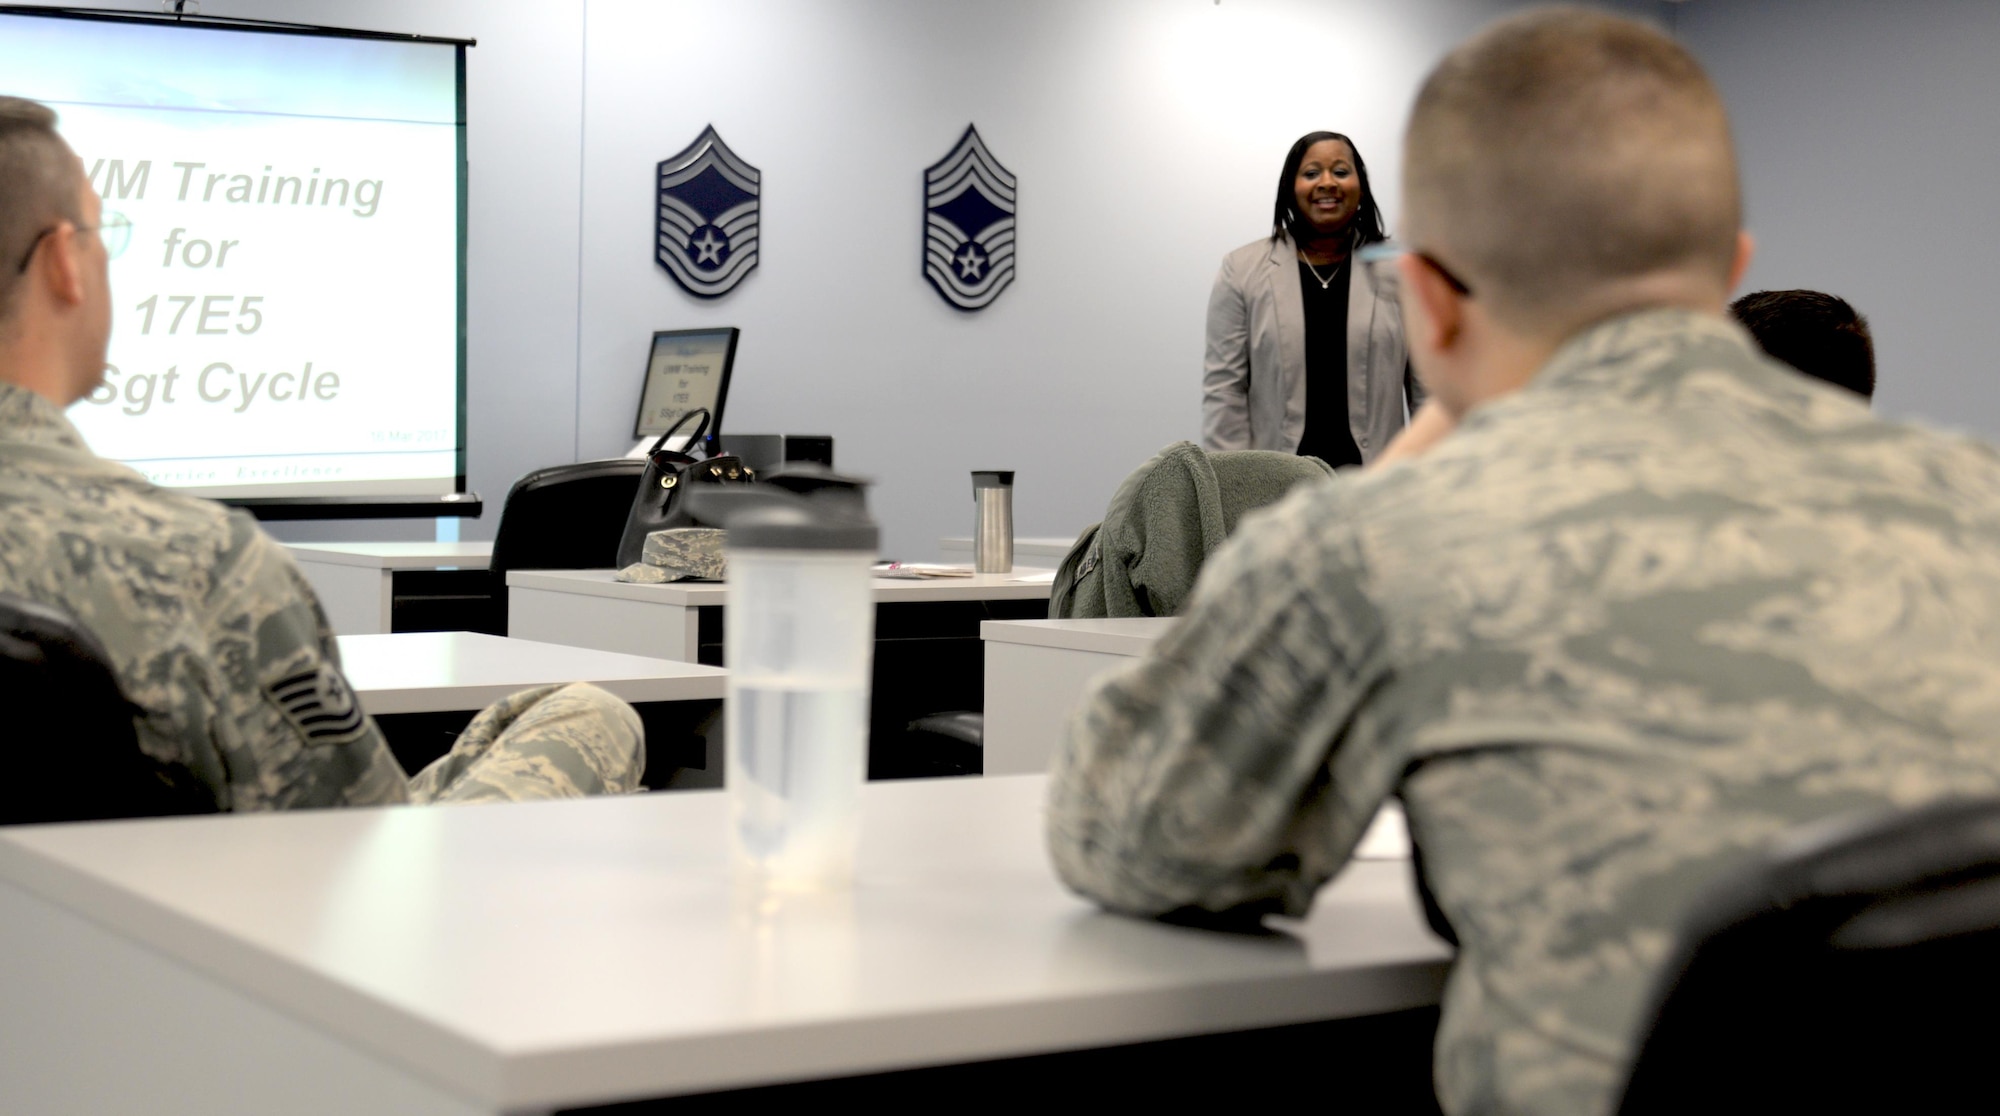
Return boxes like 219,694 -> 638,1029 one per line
389,568 -> 508,636
677,595 -> 1049,781
557,1006 -> 1443,1114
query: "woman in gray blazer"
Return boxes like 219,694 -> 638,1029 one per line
1202,131 -> 1422,464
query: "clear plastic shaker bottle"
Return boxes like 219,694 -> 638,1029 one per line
724,500 -> 879,889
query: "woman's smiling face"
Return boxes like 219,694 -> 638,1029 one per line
1293,138 -> 1361,240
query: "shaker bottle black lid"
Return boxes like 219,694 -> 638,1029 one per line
972,470 -> 1015,488
691,472 -> 880,552
730,504 -> 879,551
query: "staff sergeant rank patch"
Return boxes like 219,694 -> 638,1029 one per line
267,664 -> 369,747
656,125 -> 761,299
923,124 -> 1016,311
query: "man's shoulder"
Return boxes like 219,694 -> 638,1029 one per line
5,449 -> 246,550
0,440 -> 281,608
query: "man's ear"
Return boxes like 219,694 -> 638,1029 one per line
35,222 -> 87,308
1727,229 -> 1756,294
1398,252 -> 1465,354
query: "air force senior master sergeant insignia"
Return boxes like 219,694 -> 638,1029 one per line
924,125 -> 1016,311
657,125 -> 761,299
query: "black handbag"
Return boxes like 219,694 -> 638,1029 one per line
614,408 -> 757,568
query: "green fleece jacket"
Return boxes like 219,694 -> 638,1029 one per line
1051,441 -> 1335,618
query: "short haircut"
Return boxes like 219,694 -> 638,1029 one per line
1269,131 -> 1387,249
1732,290 -> 1876,401
0,96 -> 80,323
1404,8 -> 1741,332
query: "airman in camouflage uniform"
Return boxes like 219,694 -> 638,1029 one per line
0,363 -> 645,810
1049,12 -> 2000,1115
1050,309 -> 2000,1112
0,96 -> 641,809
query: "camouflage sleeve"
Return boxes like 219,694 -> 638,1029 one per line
1046,481 -> 1395,918
199,513 -> 409,810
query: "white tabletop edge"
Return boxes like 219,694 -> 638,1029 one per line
502,951 -> 1445,1106
0,778 -> 1448,1109
336,632 -> 727,713
980,617 -> 1179,656
0,830 -> 504,1105
507,567 -> 1057,604
354,676 -> 725,716
287,542 -> 495,570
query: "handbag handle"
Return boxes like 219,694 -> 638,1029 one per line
647,408 -> 712,457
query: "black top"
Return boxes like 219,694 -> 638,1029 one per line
1295,259 -> 1363,468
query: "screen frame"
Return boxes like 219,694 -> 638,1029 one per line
0,4 -> 474,515
634,326 -> 740,442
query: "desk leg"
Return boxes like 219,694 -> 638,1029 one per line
509,587 -> 699,661
296,561 -> 392,635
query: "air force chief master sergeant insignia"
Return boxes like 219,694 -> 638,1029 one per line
924,125 -> 1016,312
657,125 -> 761,299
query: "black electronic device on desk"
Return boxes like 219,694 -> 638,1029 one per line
722,433 -> 835,471
636,327 -> 739,455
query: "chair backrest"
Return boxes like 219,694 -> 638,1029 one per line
0,594 -> 217,824
1617,796 -> 2000,1113
488,458 -> 647,574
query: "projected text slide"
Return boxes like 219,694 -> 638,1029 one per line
1,15 -> 463,498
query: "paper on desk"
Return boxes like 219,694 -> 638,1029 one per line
1009,570 -> 1058,584
873,562 -> 975,579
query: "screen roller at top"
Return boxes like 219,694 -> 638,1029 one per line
0,9 -> 467,499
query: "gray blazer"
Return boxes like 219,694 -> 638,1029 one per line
1201,233 -> 1423,460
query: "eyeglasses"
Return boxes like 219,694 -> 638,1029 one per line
13,210 -> 132,273
1358,241 -> 1473,297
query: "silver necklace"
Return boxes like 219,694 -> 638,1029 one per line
1303,256 -> 1345,290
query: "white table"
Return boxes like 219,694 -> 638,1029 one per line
939,535 -> 1079,564
508,567 -> 1057,662
981,617 -> 1410,859
983,618 -> 1177,775
336,631 -> 725,715
289,542 -> 494,635
0,775 -> 1449,1115
336,631 -> 729,789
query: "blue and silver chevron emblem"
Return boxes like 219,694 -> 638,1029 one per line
923,125 -> 1016,311
656,125 -> 760,299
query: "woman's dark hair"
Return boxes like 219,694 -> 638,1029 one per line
1270,130 -> 1386,248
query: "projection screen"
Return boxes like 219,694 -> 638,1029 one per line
0,8 -> 468,501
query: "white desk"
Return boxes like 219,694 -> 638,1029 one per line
939,535 -> 1079,564
289,542 -> 494,635
336,631 -> 725,715
0,775 -> 1449,1115
983,617 -> 1412,858
983,618 -> 1177,775
508,567 -> 1057,662
336,631 -> 728,789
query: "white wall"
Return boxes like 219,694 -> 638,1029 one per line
571,0 -> 1512,558
45,0 -> 2000,556
1677,0 -> 2000,437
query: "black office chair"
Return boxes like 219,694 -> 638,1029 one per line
1617,796 -> 2000,1114
489,457 -> 649,574
406,458 -> 646,635
0,594 -> 217,825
